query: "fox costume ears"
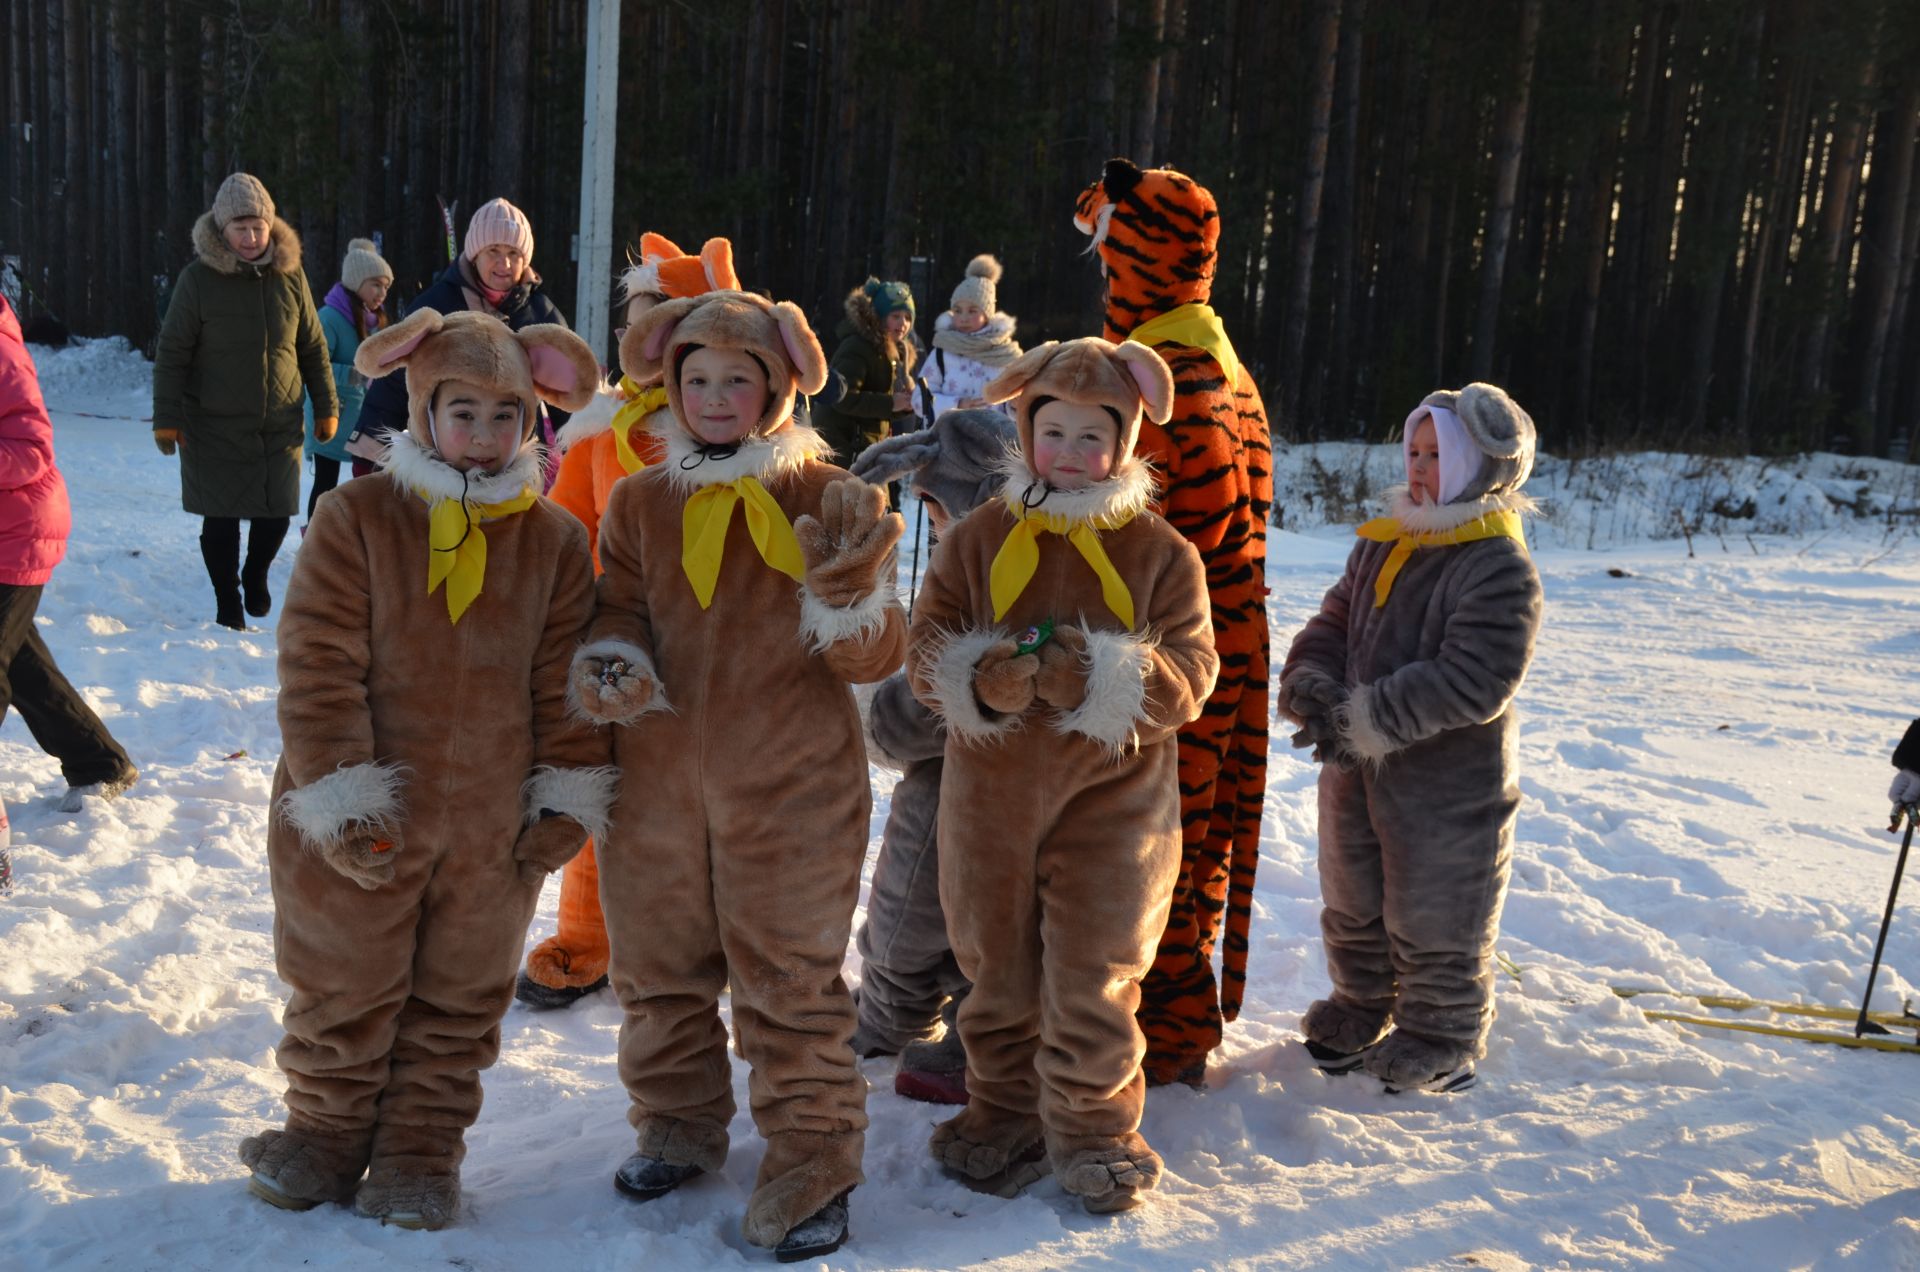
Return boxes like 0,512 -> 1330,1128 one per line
355,307 -> 600,414
626,233 -> 742,302
620,290 -> 828,396
982,337 -> 1175,426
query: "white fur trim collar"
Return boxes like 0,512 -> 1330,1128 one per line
993,451 -> 1156,526
381,431 -> 544,505
651,422 -> 831,495
1384,485 -> 1537,534
553,382 -> 625,452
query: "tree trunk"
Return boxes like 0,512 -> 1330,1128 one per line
1468,0 -> 1542,381
1090,0 -> 1118,161
1851,77 -> 1918,450
1152,0 -> 1186,163
1132,0 -> 1166,166
1280,0 -> 1342,430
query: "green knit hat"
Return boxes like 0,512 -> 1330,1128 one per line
863,277 -> 915,321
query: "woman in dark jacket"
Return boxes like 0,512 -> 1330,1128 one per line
813,278 -> 916,467
152,172 -> 338,629
353,198 -> 571,482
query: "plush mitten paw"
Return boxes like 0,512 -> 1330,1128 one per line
319,821 -> 399,890
512,814 -> 589,885
795,478 -> 905,607
1282,668 -> 1347,723
1034,625 -> 1090,709
972,641 -> 1039,715
571,654 -> 660,723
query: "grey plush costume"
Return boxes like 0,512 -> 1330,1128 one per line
849,409 -> 1016,1057
1280,383 -> 1544,1088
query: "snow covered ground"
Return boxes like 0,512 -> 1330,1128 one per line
4,337 -> 1920,1271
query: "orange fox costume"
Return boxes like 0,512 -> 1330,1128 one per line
519,234 -> 741,1001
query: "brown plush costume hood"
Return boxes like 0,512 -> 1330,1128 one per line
355,308 -> 599,455
621,289 -> 829,440
191,212 -> 304,276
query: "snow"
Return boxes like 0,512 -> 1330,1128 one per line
5,336 -> 1920,1271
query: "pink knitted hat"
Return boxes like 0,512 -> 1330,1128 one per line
463,197 -> 534,264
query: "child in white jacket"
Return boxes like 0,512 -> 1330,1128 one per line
919,256 -> 1021,422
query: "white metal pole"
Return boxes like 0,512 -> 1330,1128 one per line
575,0 -> 621,366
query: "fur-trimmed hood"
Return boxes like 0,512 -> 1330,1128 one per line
992,447 -> 1158,528
840,286 -> 904,363
981,337 -> 1174,470
1382,484 -> 1539,534
191,212 -> 303,276
647,421 -> 832,496
380,429 -> 546,504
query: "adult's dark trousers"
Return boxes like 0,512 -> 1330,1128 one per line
307,456 -> 342,523
0,583 -> 133,786
200,516 -> 290,627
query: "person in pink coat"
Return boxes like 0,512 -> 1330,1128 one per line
0,293 -> 138,895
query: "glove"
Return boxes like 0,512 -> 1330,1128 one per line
319,821 -> 399,890
1892,770 -> 1920,808
512,813 -> 589,886
794,478 -> 905,608
1034,625 -> 1090,710
153,428 -> 180,456
313,416 -> 339,444
571,653 -> 661,724
974,641 -> 1039,715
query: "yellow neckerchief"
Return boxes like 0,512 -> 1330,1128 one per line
1355,508 -> 1527,608
418,483 -> 539,624
609,376 -> 669,475
989,496 -> 1137,629
1129,301 -> 1240,386
681,476 -> 806,608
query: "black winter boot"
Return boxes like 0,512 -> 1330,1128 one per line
241,517 -> 290,618
200,519 -> 244,630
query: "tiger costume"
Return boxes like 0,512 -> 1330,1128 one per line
1073,158 -> 1274,1085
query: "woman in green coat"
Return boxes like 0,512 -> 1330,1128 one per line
302,238 -> 392,525
152,173 -> 338,629
813,278 -> 916,467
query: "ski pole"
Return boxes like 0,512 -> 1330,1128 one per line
907,493 -> 927,613
1855,802 -> 1918,1038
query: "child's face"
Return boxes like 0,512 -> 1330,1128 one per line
356,277 -> 391,309
949,300 -> 987,334
679,347 -> 771,445
432,379 -> 524,473
223,217 -> 270,260
1407,417 -> 1441,504
474,243 -> 526,291
1032,401 -> 1118,490
883,310 -> 913,340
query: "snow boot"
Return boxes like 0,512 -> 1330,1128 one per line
773,1190 -> 851,1263
241,518 -> 289,619
57,762 -> 138,815
895,1025 -> 969,1104
200,522 -> 245,630
930,1102 -> 1048,1195
743,1131 -> 864,1254
613,1153 -> 704,1201
1301,996 -> 1392,1075
355,1166 -> 461,1230
1048,1129 -> 1163,1215
1364,1029 -> 1478,1094
514,969 -> 608,1010
238,1122 -> 373,1210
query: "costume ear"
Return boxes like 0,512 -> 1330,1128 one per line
1113,340 -> 1175,424
1102,156 -> 1144,198
980,341 -> 1060,406
1456,382 -> 1534,459
701,237 -> 740,291
620,295 -> 705,385
354,307 -> 444,379
515,324 -> 601,412
772,301 -> 827,395
639,231 -> 684,264
849,430 -> 940,486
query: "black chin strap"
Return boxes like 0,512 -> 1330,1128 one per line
1020,479 -> 1056,510
680,441 -> 742,471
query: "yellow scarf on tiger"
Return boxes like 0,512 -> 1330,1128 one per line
989,500 -> 1137,628
1356,508 -> 1527,608
681,477 -> 806,608
1128,302 -> 1240,387
609,377 -> 668,475
420,485 -> 539,624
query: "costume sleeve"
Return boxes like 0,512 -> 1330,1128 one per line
522,514 -> 616,838
1340,539 -> 1543,765
151,267 -> 201,433
831,341 -> 894,420
296,274 -> 339,421
574,476 -> 667,716
866,672 -> 946,767
273,495 -> 401,847
1054,534 -> 1218,753
547,442 -> 601,560
1278,541 -> 1362,719
906,522 -> 1020,744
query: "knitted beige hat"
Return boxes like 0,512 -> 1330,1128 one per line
211,172 -> 274,227
341,238 -> 393,291
464,197 -> 534,264
950,254 -> 1002,315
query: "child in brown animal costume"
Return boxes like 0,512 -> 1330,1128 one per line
907,337 -> 1218,1213
1281,383 -> 1544,1093
241,307 -> 615,1229
570,290 -> 906,1261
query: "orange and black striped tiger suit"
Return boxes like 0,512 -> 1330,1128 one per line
1074,158 -> 1274,1084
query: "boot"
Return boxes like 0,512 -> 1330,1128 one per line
1363,1029 -> 1478,1094
238,1120 -> 374,1209
241,518 -> 290,619
895,1000 -> 969,1105
1301,996 -> 1392,1075
353,1121 -> 465,1230
1048,1129 -> 1163,1215
199,522 -> 244,630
